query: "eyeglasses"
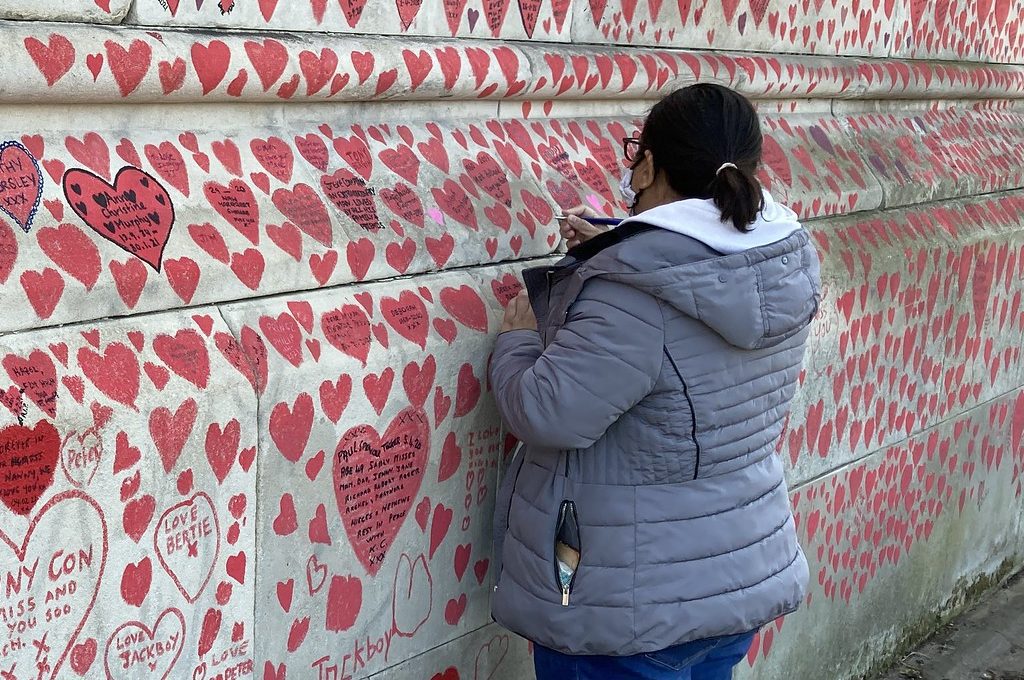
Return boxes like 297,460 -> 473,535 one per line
622,137 -> 641,163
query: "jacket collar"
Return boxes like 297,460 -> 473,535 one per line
521,223 -> 658,330
564,222 -> 659,262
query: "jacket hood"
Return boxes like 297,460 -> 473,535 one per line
617,190 -> 803,254
584,193 -> 821,350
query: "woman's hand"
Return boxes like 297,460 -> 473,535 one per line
501,291 -> 537,332
558,205 -> 606,249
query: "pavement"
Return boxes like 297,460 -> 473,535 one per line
876,572 -> 1024,680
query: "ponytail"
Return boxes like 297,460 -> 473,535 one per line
710,164 -> 764,232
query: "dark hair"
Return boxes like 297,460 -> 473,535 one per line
638,84 -> 764,232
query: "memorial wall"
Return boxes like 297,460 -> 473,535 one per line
0,1 -> 1022,679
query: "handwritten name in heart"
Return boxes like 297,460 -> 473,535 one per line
0,491 -> 107,680
154,492 -> 221,603
60,427 -> 103,489
0,420 -> 60,516
63,166 -> 175,272
321,170 -> 382,234
0,141 -> 43,233
333,407 -> 429,575
104,607 -> 186,680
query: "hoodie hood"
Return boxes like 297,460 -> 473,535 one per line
617,189 -> 803,254
581,192 -> 820,350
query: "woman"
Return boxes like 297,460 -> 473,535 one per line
488,83 -> 820,679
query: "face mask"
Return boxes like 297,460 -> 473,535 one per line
619,168 -> 638,210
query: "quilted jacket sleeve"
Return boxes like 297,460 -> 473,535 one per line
489,278 -> 664,450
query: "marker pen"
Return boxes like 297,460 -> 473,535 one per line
555,215 -> 623,227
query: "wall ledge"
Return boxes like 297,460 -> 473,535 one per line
2,21 -> 1024,105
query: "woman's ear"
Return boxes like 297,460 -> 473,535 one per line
633,149 -> 656,190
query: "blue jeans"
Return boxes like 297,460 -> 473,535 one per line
534,631 -> 757,680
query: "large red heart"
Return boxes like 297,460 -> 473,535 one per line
761,134 -> 793,187
63,167 -> 175,271
431,180 -> 478,230
333,407 -> 429,575
0,420 -> 60,515
440,285 -> 489,333
78,342 -> 140,408
3,349 -> 58,417
321,304 -> 372,364
204,180 -> 260,245
518,0 -> 541,37
338,0 -> 369,27
24,34 -> 76,87
0,141 -> 43,232
272,184 -> 333,247
463,152 -> 511,207
321,169 -> 382,233
153,329 -> 210,389
380,183 -> 424,228
380,291 -> 430,349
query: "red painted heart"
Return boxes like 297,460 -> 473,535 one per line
333,407 -> 429,575
63,167 -> 175,272
0,421 -> 60,515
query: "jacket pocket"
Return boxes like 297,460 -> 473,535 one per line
553,499 -> 581,606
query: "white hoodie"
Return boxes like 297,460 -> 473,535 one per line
617,190 -> 802,255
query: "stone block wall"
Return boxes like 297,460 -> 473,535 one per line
0,1 -> 1022,679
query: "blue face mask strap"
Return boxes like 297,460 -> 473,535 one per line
619,153 -> 647,215
618,168 -> 637,209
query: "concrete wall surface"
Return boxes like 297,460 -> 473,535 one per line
0,1 -> 1022,679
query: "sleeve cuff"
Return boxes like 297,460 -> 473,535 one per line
495,328 -> 542,346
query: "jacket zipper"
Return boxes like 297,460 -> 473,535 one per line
663,347 -> 701,480
554,499 -> 580,606
545,270 -> 554,316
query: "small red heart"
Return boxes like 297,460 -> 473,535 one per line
239,446 -> 256,472
474,558 -> 489,584
177,468 -> 194,495
250,172 -> 271,194
372,323 -> 390,348
414,495 -> 431,532
216,581 -> 233,606
69,637 -> 97,675
305,450 -> 325,481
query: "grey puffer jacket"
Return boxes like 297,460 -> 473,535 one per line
489,197 -> 819,656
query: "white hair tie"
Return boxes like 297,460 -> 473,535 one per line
716,162 -> 738,176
